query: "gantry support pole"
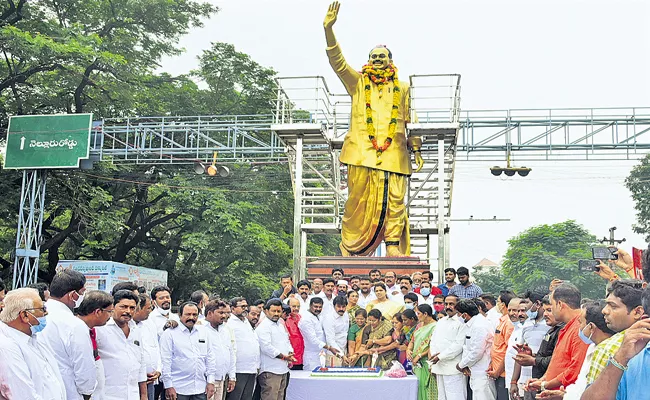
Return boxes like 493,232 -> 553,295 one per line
437,134 -> 446,284
292,136 -> 304,282
12,170 -> 47,288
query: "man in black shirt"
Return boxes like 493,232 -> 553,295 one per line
514,295 -> 565,381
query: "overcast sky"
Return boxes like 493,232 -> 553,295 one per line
160,0 -> 650,271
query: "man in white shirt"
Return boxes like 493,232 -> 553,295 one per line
384,271 -> 400,298
298,297 -> 340,370
312,278 -> 323,297
160,301 -> 217,400
95,290 -> 147,400
509,291 -> 548,400
133,294 -> 162,400
456,299 -> 496,400
356,277 -> 376,309
190,290 -> 210,323
203,299 -> 236,400
323,295 -> 349,365
149,286 -> 179,338
429,294 -> 468,400
480,294 -> 501,331
256,299 -> 295,400
226,297 -> 260,400
417,281 -> 435,306
76,290 -> 115,400
41,269 -> 97,400
316,278 -> 336,316
0,288 -> 66,400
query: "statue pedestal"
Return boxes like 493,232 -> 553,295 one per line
307,256 -> 430,280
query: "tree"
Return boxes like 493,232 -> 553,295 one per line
500,220 -> 605,299
473,265 -> 514,296
625,154 -> 650,242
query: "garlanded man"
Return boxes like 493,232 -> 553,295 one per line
323,1 -> 424,257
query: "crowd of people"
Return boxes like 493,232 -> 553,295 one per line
0,246 -> 649,400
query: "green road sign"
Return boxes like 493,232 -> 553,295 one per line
3,113 -> 92,169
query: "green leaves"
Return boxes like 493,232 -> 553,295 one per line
474,220 -> 606,299
625,154 -> 650,241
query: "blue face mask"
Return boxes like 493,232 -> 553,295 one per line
421,288 -> 431,297
27,312 -> 47,335
404,303 -> 414,310
526,310 -> 538,320
578,324 -> 594,345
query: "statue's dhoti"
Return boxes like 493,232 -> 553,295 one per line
340,165 -> 410,256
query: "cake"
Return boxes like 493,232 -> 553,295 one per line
309,366 -> 383,378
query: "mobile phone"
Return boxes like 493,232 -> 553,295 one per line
592,246 -> 618,260
579,259 -> 599,272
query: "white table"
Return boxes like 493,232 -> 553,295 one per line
286,370 -> 419,400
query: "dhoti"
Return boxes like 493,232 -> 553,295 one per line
340,165 -> 410,256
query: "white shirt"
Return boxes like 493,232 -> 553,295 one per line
505,321 -> 527,388
386,284 -> 401,298
95,319 -> 147,400
41,299 -> 97,400
298,311 -> 327,365
136,319 -> 162,376
256,317 -> 293,375
0,322 -> 66,400
458,314 -> 494,376
315,292 -> 335,316
160,324 -> 217,396
323,311 -> 349,354
203,323 -> 237,381
519,318 -> 548,384
226,316 -> 260,374
417,294 -> 435,306
486,307 -> 501,331
429,315 -> 468,376
148,308 -> 180,338
357,291 -> 376,309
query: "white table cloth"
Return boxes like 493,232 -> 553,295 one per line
286,370 -> 419,400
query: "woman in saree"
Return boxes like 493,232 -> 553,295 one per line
347,308 -> 396,369
408,304 -> 437,400
347,308 -> 367,366
365,282 -> 404,319
372,312 -> 410,367
346,290 -> 361,323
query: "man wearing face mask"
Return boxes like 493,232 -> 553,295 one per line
403,293 -> 419,311
417,281 -> 437,305
0,288 -> 66,399
41,269 -> 97,400
149,286 -> 179,338
509,288 -> 549,400
525,284 -> 589,394
190,290 -> 210,324
433,294 -> 446,319
429,294 -> 468,400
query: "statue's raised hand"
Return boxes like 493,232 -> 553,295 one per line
324,2 -> 340,29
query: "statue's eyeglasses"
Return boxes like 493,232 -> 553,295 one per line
370,54 -> 387,60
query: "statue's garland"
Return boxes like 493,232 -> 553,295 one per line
362,64 -> 401,165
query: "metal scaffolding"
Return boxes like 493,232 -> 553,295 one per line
9,74 -> 650,287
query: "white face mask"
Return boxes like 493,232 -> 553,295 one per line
158,306 -> 170,316
73,291 -> 85,308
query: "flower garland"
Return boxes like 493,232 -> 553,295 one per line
362,64 -> 401,165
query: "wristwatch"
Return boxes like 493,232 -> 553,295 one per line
541,381 -> 547,391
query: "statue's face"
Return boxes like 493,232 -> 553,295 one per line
368,47 -> 391,70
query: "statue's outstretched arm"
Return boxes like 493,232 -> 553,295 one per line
324,2 -> 359,95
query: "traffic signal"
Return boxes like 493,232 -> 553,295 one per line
490,166 -> 531,177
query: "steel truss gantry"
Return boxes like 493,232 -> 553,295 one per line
9,76 -> 650,287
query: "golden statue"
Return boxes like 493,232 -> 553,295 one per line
324,2 -> 424,257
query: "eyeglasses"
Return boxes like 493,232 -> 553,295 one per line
25,306 -> 47,313
101,308 -> 115,315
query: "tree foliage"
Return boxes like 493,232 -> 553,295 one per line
496,220 -> 605,299
0,1 -> 340,301
625,154 -> 650,242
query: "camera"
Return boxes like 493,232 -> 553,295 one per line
578,259 -> 600,272
592,246 -> 618,261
